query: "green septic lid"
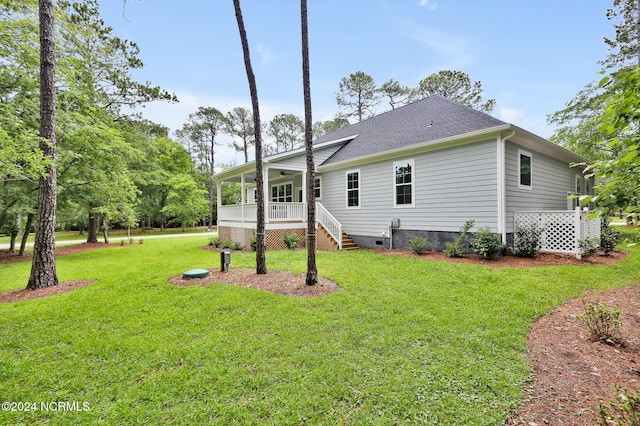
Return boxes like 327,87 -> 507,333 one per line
183,269 -> 210,279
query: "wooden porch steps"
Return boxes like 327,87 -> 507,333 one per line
318,224 -> 358,250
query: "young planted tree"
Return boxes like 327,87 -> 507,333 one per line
28,0 -> 58,289
176,107 -> 229,230
233,0 -> 266,274
301,0 -> 317,286
226,107 -> 255,163
336,71 -> 380,122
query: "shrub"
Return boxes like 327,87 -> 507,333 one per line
230,241 -> 244,251
221,240 -> 234,249
511,221 -> 544,258
408,236 -> 432,254
138,239 -> 144,244
282,232 -> 299,250
600,225 -> 622,255
470,227 -> 505,259
445,219 -> 474,258
579,298 -> 624,346
578,237 -> 599,258
208,236 -> 221,247
249,237 -> 257,252
597,386 -> 640,425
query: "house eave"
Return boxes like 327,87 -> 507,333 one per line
214,134 -> 357,181
318,124 -> 511,171
507,125 -> 589,165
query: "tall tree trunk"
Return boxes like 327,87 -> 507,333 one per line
87,213 -> 98,243
637,0 -> 640,65
27,0 -> 58,289
233,0 -> 266,274
301,0 -> 317,285
102,217 -> 110,244
19,213 -> 34,257
208,174 -> 215,230
9,215 -> 19,253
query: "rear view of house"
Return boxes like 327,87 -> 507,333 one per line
215,95 -> 593,251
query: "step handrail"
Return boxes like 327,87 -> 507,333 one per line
316,202 -> 342,250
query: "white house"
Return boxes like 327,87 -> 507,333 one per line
214,95 -> 593,251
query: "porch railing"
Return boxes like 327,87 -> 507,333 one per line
317,202 -> 343,250
218,202 -> 305,222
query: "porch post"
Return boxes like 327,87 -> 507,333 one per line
301,169 -> 307,222
216,180 -> 222,227
240,174 -> 246,222
263,166 -> 269,223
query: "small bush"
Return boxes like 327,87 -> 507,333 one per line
138,239 -> 144,244
470,227 -> 505,259
600,225 -> 622,255
120,240 -> 126,246
220,240 -> 234,249
230,241 -> 244,251
579,298 -> 624,346
511,221 -> 544,258
250,237 -> 257,252
578,237 -> 599,258
445,219 -> 474,258
597,386 -> 640,426
408,236 -> 432,254
282,232 -> 299,250
208,236 -> 221,247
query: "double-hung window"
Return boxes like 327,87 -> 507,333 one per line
314,177 -> 322,199
346,170 -> 360,208
518,150 -> 532,189
394,159 -> 414,207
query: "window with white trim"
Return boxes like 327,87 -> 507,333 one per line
314,177 -> 321,199
518,150 -> 532,189
346,170 -> 360,208
394,159 -> 414,207
271,182 -> 293,202
575,174 -> 583,195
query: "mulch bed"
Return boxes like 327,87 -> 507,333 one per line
378,249 -> 628,267
168,268 -> 340,298
0,280 -> 97,304
0,242 -> 119,265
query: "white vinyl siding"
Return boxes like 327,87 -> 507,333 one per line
321,139 -> 498,235
505,141 -> 578,231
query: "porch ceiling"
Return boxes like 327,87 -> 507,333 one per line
218,168 -> 303,183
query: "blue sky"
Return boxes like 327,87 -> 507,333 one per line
98,1 -> 614,166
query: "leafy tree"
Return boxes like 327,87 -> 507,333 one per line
176,106 -> 229,230
549,0 -> 639,161
233,0 -> 267,274
336,71 -> 380,122
378,78 -> 411,110
161,174 -> 208,231
301,0 -> 317,285
312,116 -> 350,139
28,0 -> 58,289
582,67 -> 640,222
226,106 -> 255,163
411,70 -> 495,113
267,113 -> 304,154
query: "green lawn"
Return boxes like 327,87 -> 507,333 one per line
0,226 -> 210,245
1,232 -> 639,425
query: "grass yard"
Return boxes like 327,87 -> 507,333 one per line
0,226 -> 210,246
1,231 -> 639,425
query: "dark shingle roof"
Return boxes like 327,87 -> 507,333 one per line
318,95 -> 506,166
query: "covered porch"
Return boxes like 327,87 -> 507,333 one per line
215,165 -> 348,250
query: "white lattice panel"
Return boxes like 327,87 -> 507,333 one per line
515,211 -> 576,254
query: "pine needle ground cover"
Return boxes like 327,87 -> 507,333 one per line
1,235 -> 639,424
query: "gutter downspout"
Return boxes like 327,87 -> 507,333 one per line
498,129 -> 516,244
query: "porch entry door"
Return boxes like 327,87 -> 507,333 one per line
271,183 -> 293,202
